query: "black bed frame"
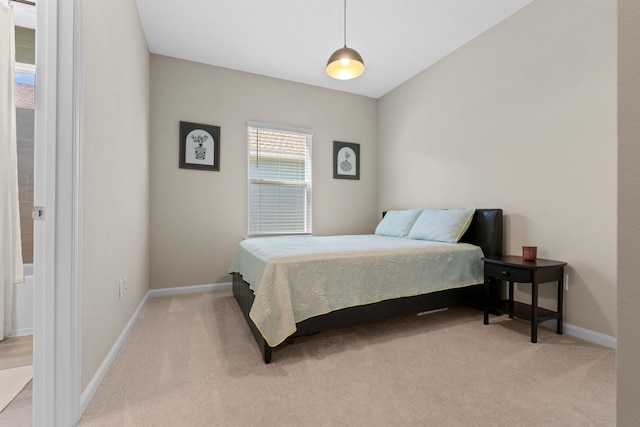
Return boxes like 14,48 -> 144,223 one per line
232,209 -> 503,363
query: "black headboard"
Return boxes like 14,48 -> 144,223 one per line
459,209 -> 503,257
381,208 -> 503,257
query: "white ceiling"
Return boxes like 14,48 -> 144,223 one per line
135,0 -> 534,99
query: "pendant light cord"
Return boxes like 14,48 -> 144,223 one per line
343,0 -> 347,47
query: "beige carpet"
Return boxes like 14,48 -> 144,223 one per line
0,365 -> 32,413
79,291 -> 615,426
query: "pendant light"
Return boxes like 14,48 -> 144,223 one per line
326,0 -> 365,80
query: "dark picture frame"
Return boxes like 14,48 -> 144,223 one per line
179,121 -> 220,171
333,141 -> 360,180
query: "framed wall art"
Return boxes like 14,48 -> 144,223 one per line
179,121 -> 220,171
333,141 -> 359,180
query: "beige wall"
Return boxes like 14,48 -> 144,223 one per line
618,0 -> 640,424
82,0 -> 150,389
378,0 -> 617,336
149,55 -> 378,288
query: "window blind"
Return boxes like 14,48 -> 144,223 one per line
248,123 -> 312,236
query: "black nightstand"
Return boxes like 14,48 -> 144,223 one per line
482,255 -> 567,343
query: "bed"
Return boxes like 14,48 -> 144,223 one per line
231,208 -> 503,363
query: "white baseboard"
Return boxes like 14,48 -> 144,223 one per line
147,282 -> 232,298
541,320 -> 617,349
79,282 -> 231,414
563,323 -> 617,348
10,327 -> 33,337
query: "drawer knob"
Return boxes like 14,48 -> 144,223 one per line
501,270 -> 510,277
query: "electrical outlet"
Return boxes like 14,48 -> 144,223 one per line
123,277 -> 128,294
118,279 -> 124,299
564,273 -> 569,291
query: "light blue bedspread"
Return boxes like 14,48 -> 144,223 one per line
230,234 -> 484,347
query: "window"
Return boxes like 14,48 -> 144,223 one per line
248,122 -> 312,236
15,64 -> 35,264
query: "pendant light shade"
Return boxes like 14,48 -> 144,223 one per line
326,46 -> 365,80
326,0 -> 364,80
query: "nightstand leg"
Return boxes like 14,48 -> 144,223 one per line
557,274 -> 564,335
508,281 -> 514,318
483,275 -> 490,325
531,282 -> 538,343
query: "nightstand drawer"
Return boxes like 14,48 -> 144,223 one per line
484,263 -> 532,283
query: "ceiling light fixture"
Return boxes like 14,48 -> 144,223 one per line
326,0 -> 364,80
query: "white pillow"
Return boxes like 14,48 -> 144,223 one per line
374,209 -> 423,238
407,208 -> 476,243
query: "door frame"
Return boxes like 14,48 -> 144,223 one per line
33,0 -> 82,424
